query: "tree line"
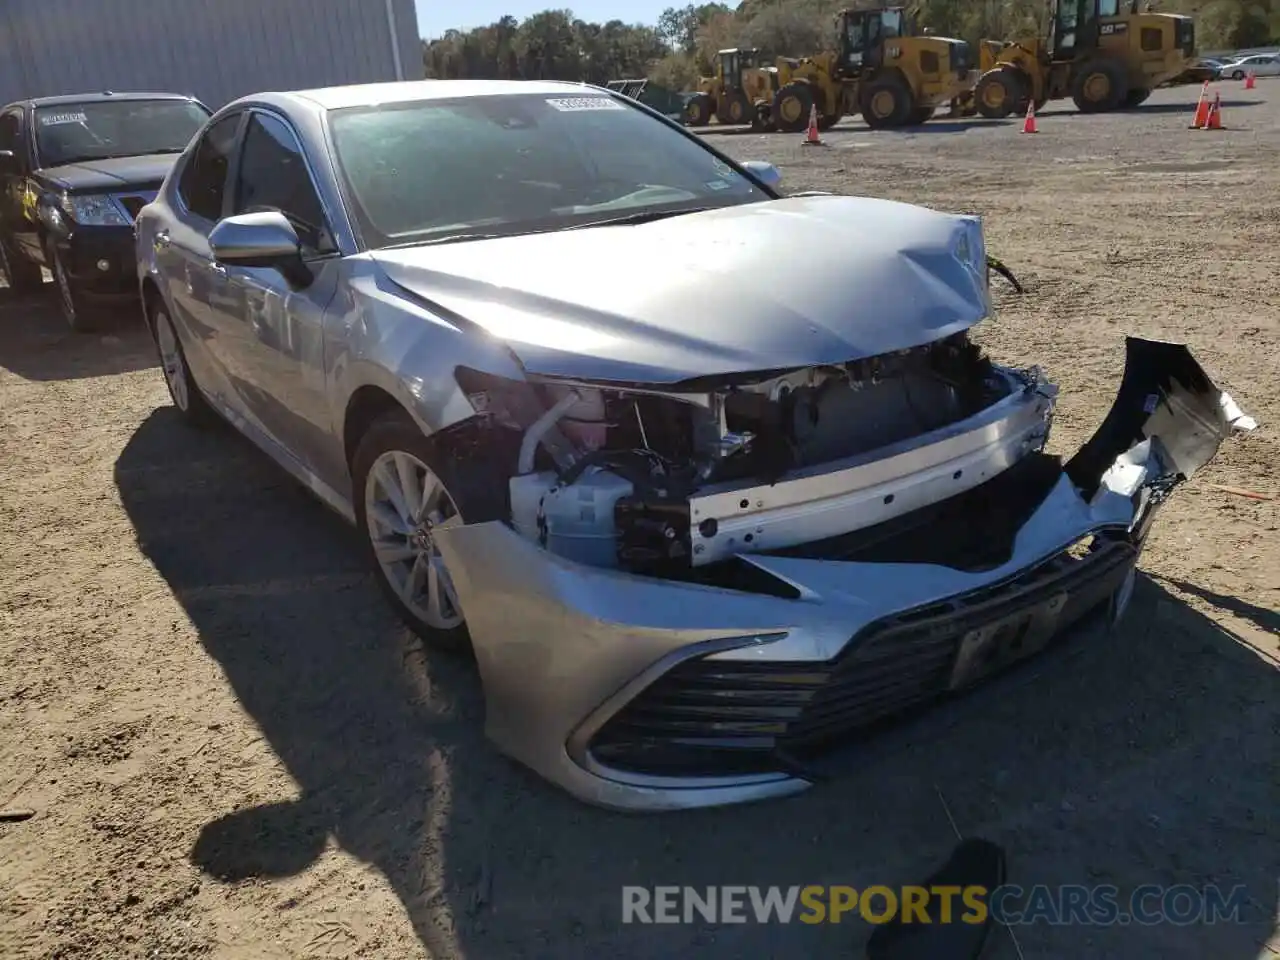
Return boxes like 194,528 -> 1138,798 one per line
422,1 -> 1280,92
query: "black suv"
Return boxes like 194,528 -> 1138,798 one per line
0,91 -> 210,330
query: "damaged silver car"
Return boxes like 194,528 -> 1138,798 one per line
135,79 -> 1255,812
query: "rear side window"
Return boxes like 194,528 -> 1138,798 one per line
177,113 -> 241,221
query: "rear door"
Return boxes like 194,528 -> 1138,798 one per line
162,111 -> 245,407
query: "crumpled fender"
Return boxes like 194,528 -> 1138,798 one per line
1066,337 -> 1256,543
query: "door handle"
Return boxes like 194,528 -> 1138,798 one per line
153,229 -> 170,249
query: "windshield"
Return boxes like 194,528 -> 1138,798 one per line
34,99 -> 210,168
327,92 -> 769,249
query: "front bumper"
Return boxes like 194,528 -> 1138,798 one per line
434,339 -> 1254,812
51,224 -> 139,298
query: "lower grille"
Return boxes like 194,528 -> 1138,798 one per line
587,537 -> 1136,778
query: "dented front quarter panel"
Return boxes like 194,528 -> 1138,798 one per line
433,337 -> 1255,812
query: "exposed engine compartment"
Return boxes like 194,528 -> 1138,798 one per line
457,332 -> 1053,580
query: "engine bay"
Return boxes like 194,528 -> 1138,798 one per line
460,332 -> 1057,580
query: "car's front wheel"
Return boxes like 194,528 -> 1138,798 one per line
48,243 -> 95,332
1231,69 -> 1245,80
353,410 -> 472,654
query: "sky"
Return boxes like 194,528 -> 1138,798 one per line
414,0 -> 670,38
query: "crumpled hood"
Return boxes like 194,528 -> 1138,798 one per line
370,195 -> 990,384
38,153 -> 178,192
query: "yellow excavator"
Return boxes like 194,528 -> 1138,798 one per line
767,6 -> 977,132
962,0 -> 1194,117
682,48 -> 780,128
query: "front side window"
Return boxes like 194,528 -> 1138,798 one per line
33,99 -> 210,169
327,93 -> 768,250
177,113 -> 241,222
1098,0 -> 1119,17
232,113 -> 333,254
0,110 -> 22,155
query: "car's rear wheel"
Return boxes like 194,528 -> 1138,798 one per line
0,234 -> 44,295
150,299 -> 214,426
353,411 -> 472,654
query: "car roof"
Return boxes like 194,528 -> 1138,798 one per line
243,79 -> 612,115
4,91 -> 200,111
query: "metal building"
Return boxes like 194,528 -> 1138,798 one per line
0,0 -> 422,109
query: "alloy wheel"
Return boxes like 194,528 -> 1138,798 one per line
364,450 -> 464,631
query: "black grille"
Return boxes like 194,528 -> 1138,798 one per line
588,537 -> 1136,778
115,195 -> 149,221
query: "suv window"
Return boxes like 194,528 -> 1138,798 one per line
0,110 -> 22,157
232,112 -> 333,253
177,113 -> 241,221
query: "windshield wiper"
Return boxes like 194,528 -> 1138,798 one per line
561,206 -> 714,230
385,231 -> 541,249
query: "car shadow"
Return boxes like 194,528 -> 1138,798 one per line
0,284 -> 156,381
114,407 -> 1279,959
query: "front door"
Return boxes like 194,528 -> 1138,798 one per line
0,107 -> 38,262
207,109 -> 342,474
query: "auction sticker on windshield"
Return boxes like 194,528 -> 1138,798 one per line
545,97 -> 625,111
39,112 -> 88,125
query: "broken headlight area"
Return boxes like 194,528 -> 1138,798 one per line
455,331 -> 1067,583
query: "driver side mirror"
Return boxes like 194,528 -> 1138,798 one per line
209,210 -> 312,288
0,149 -> 20,176
741,160 -> 783,190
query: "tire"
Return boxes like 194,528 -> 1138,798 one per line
751,101 -> 776,131
0,233 -> 44,295
683,92 -> 713,127
721,91 -> 753,126
1071,60 -> 1129,113
860,76 -> 914,129
352,410 -> 497,655
817,111 -> 843,131
772,82 -> 814,133
907,106 -> 936,125
48,243 -> 97,332
148,297 -> 215,426
1231,70 -> 1244,81
1123,87 -> 1151,108
974,67 -> 1028,119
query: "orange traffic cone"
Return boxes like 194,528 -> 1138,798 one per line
1189,81 -> 1210,128
1204,93 -> 1224,130
1245,70 -> 1256,90
1021,100 -> 1038,133
802,104 -> 823,145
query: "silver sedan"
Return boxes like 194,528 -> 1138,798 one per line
135,79 -> 1254,812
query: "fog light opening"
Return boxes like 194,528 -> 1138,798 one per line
96,259 -> 111,272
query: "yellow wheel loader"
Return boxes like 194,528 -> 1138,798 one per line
682,48 -> 780,129
964,0 -> 1195,118
767,6 -> 977,133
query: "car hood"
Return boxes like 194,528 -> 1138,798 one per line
370,195 -> 991,384
36,153 -> 178,192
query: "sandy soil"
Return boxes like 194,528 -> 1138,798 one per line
1,83 -> 1277,960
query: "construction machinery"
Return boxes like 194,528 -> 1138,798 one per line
604,79 -> 689,122
766,6 -> 977,132
682,48 -> 780,128
962,0 -> 1195,117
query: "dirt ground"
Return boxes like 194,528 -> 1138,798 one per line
2,83 -> 1277,960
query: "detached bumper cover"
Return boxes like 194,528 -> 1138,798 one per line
434,338 -> 1254,811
